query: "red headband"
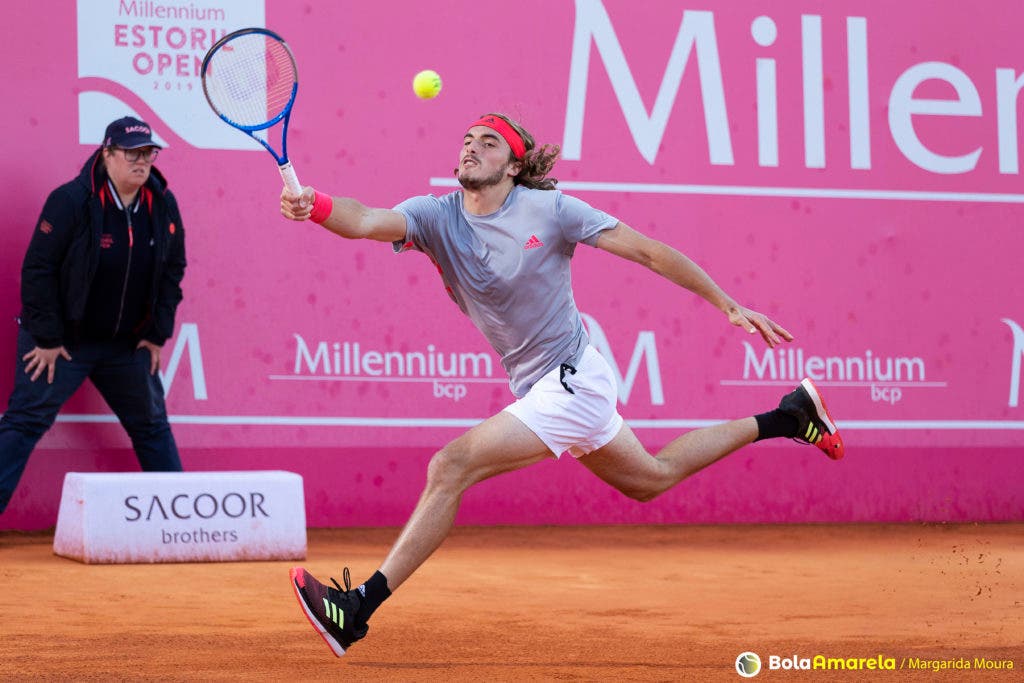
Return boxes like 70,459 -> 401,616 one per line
468,115 -> 526,160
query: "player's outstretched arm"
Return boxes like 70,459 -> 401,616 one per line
280,186 -> 407,243
594,221 -> 793,348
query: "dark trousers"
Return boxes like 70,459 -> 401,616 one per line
0,327 -> 181,513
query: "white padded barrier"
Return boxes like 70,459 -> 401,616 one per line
53,471 -> 306,563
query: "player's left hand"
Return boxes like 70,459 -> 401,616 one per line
727,306 -> 793,348
137,339 -> 162,375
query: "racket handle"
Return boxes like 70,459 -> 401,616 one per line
279,162 -> 302,195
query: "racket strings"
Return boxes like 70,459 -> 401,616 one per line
205,34 -> 297,128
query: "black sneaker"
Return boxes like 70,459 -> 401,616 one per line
779,378 -> 845,460
290,566 -> 368,657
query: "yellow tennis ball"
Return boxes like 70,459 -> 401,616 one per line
412,69 -> 442,99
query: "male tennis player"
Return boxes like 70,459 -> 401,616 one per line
279,113 -> 844,657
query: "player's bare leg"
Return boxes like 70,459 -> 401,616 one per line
379,410 -> 552,589
290,380 -> 843,655
291,411 -> 550,656
580,378 -> 844,500
579,418 -> 758,501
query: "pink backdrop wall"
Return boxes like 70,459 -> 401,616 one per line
1,0 -> 1021,529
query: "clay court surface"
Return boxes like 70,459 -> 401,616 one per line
1,524 -> 1020,681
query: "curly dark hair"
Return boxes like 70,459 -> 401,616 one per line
489,113 -> 560,191
455,113 -> 560,190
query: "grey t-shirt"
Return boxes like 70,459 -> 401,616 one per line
394,185 -> 617,397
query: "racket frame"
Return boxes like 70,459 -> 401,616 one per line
201,27 -> 302,193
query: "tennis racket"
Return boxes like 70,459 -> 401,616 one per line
201,27 -> 302,194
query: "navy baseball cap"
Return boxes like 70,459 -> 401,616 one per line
103,116 -> 162,149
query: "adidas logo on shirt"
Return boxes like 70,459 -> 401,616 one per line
523,234 -> 544,250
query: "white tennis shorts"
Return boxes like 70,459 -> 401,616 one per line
504,345 -> 624,458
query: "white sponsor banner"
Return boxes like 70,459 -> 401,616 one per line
76,0 -> 265,149
54,471 -> 306,563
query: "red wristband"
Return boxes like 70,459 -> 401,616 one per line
309,190 -> 333,224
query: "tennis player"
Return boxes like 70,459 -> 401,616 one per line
279,113 -> 844,656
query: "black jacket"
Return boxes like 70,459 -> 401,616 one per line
20,149 -> 186,348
